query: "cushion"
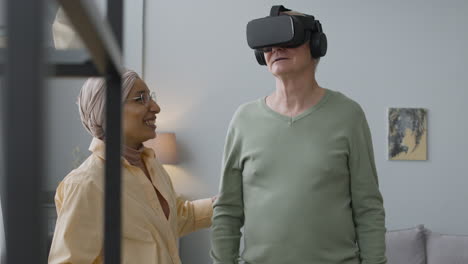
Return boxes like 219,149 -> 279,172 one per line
426,230 -> 468,264
385,225 -> 426,264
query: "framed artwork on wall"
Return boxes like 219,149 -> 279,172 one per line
388,108 -> 427,161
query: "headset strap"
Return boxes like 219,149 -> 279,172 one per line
295,16 -> 320,32
270,5 -> 291,16
315,21 -> 323,33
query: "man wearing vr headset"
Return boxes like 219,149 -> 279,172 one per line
211,5 -> 386,264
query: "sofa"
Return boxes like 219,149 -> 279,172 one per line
386,225 -> 468,264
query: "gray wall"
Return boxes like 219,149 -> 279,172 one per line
44,78 -> 92,190
144,0 -> 468,263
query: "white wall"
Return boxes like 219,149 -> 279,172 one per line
144,0 -> 468,263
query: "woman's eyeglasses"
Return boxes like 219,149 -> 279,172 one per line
127,91 -> 156,106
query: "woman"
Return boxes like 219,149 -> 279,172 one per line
49,70 -> 214,264
211,7 -> 386,264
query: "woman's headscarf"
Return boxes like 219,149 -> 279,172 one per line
77,70 -> 140,139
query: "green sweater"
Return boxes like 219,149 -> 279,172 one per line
210,89 -> 386,264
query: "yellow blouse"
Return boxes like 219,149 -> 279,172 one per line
48,138 -> 213,264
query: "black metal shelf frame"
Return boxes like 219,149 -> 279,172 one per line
1,0 -> 125,263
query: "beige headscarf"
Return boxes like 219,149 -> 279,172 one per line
78,70 -> 140,139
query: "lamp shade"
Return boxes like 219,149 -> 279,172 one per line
144,132 -> 178,164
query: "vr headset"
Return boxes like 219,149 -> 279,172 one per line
246,5 -> 327,65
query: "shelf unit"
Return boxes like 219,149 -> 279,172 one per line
1,0 -> 125,262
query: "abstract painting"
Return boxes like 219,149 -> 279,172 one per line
388,108 -> 427,160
